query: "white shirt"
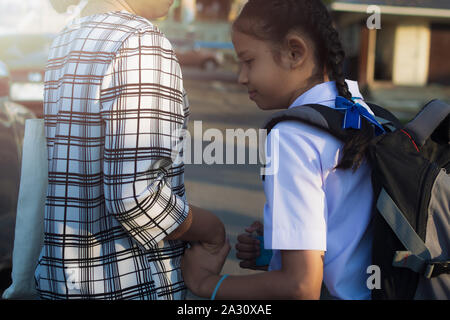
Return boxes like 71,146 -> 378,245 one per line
263,80 -> 374,300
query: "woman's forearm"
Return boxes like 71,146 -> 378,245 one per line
166,204 -> 225,247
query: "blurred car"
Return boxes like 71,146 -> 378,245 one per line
0,60 -> 35,296
170,38 -> 224,71
0,33 -> 55,117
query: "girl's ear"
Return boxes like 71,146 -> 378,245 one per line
285,33 -> 309,69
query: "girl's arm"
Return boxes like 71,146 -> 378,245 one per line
182,244 -> 324,300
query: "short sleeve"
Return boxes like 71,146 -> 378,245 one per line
100,29 -> 189,251
263,121 -> 328,251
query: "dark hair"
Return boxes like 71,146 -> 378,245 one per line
233,0 -> 374,171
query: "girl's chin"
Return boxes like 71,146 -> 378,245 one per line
255,102 -> 286,111
250,95 -> 287,110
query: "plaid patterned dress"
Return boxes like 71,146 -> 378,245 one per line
35,10 -> 190,300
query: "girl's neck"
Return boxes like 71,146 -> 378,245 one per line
288,72 -> 329,107
80,0 -> 136,17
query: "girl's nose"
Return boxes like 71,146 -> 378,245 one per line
238,69 -> 248,85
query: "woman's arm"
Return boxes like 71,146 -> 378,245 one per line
100,30 -> 226,252
166,205 -> 226,253
182,244 -> 324,300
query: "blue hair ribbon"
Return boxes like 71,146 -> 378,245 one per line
335,96 -> 385,136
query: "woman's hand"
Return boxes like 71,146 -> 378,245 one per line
167,205 -> 226,255
236,221 -> 268,271
181,239 -> 231,297
199,224 -> 226,255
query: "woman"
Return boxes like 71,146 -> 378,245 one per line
36,0 -> 227,300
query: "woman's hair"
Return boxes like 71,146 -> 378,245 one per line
50,0 -> 82,13
233,0 -> 374,171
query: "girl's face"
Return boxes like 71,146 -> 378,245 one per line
232,30 -> 305,110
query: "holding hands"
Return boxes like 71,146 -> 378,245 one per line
181,219 -> 269,298
181,239 -> 231,297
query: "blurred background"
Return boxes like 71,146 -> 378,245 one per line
0,0 -> 449,298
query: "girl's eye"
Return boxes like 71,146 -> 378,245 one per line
237,59 -> 253,71
239,58 -> 253,65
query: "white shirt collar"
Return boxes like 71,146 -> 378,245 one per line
289,80 -> 374,115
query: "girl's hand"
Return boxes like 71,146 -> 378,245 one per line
181,239 -> 231,296
236,221 -> 268,271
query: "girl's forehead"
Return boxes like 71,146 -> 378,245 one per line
231,30 -> 248,42
232,31 -> 261,53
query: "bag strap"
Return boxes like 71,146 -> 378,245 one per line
376,188 -> 431,260
261,103 -> 395,181
367,102 -> 402,131
376,188 -> 450,278
404,99 -> 450,147
263,103 -> 398,136
261,104 -> 344,181
392,251 -> 450,278
264,104 -> 336,133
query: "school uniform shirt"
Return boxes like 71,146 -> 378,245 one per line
263,80 -> 374,300
35,11 -> 190,299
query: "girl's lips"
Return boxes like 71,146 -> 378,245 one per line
248,90 -> 257,100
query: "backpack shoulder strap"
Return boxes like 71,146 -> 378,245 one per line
263,104 -> 352,141
263,102 -> 398,139
366,102 -> 403,130
261,104 -> 345,181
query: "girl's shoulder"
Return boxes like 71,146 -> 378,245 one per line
268,120 -> 343,170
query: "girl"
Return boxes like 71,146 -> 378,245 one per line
181,0 -> 379,300
36,0 -> 227,300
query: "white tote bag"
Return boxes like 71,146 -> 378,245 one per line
2,119 -> 47,299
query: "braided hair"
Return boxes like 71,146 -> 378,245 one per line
233,0 -> 374,171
